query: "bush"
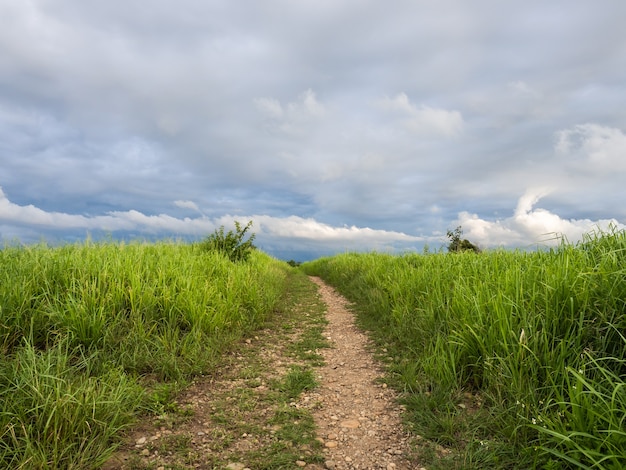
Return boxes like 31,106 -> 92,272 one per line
200,220 -> 256,262
447,225 -> 480,253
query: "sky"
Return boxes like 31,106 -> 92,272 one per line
1,0 -> 626,260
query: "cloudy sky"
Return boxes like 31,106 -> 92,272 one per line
1,0 -> 625,259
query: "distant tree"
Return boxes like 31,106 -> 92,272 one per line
200,220 -> 256,262
446,226 -> 480,253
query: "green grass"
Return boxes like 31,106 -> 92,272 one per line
271,365 -> 318,400
178,269 -> 328,469
302,227 -> 626,469
236,270 -> 327,469
0,340 -> 144,469
7,229 -> 624,468
0,240 -> 289,468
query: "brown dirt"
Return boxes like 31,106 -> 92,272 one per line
305,277 -> 422,470
103,275 -> 424,469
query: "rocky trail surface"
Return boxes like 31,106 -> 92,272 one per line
305,277 -> 419,470
104,274 -> 424,469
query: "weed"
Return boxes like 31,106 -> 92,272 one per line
287,325 -> 330,365
272,365 -> 318,400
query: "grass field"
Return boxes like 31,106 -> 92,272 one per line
0,240 -> 289,469
302,228 -> 626,469
2,229 -> 625,469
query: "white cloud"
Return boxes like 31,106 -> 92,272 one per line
174,200 -> 200,211
0,187 -> 420,254
457,188 -> 626,248
294,89 -> 325,117
377,93 -> 464,137
513,187 -> 553,218
251,214 -> 418,242
556,123 -> 626,173
249,214 -> 426,258
0,186 -> 211,234
254,88 -> 326,135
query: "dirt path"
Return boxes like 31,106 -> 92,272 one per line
103,274 -> 422,469
304,277 -> 418,470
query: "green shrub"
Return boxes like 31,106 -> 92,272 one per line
447,225 -> 480,253
200,220 -> 256,262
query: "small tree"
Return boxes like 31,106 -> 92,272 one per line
201,220 -> 256,262
446,226 -> 480,253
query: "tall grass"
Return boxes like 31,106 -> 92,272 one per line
303,228 -> 626,469
0,240 -> 289,468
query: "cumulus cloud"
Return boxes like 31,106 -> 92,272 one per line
251,214 -> 418,242
250,214 -> 425,259
0,187 -> 420,256
174,200 -> 200,211
254,88 -> 326,135
377,93 -> 464,137
0,186 -> 211,234
456,188 -> 626,248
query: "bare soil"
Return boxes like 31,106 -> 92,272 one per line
305,277 -> 422,470
103,275 -> 424,469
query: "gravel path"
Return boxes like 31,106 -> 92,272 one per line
304,277 -> 418,470
103,274 -> 423,469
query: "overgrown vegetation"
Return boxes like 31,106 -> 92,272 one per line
199,220 -> 256,262
0,240 -> 288,468
302,227 -> 626,469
